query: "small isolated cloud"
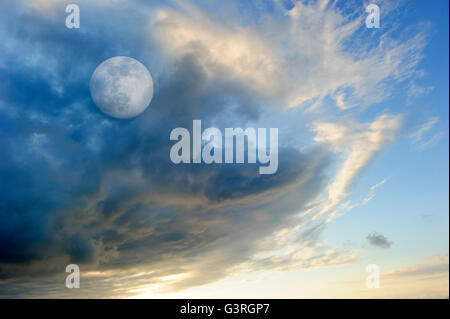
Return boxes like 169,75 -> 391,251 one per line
366,232 -> 392,248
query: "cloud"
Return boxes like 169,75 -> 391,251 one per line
0,1 -> 333,293
366,232 -> 392,248
407,81 -> 434,102
0,0 -> 429,297
369,177 -> 390,191
151,0 -> 426,109
251,240 -> 359,272
383,253 -> 449,280
362,177 -> 390,204
331,251 -> 449,298
411,116 -> 444,150
309,114 -> 402,221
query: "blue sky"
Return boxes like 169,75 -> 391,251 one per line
0,0 -> 448,298
328,0 -> 449,258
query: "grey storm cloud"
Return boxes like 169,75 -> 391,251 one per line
366,232 -> 393,249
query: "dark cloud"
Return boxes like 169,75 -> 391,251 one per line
65,233 -> 97,264
366,232 -> 392,248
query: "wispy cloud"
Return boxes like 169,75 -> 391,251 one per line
310,114 -> 402,222
411,116 -> 444,150
151,0 -> 426,109
384,253 -> 449,280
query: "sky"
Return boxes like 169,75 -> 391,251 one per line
0,0 -> 448,298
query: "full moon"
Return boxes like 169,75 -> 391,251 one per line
90,56 -> 154,119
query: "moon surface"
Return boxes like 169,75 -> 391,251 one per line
90,56 -> 154,119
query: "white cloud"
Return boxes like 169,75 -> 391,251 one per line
413,116 -> 438,140
411,116 -> 444,150
383,253 -> 449,280
251,239 -> 359,272
151,1 -> 426,109
310,114 -> 402,221
408,80 -> 434,101
241,113 -> 401,273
